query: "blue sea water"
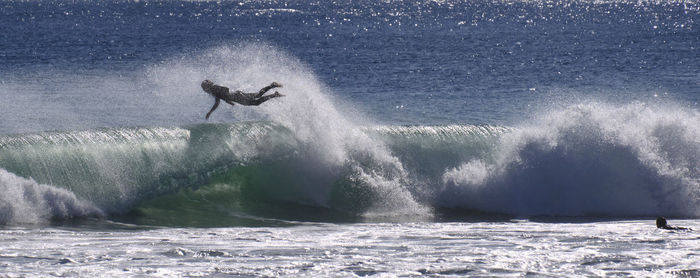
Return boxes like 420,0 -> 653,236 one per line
1,0 -> 699,276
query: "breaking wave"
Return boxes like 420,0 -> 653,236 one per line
0,101 -> 698,227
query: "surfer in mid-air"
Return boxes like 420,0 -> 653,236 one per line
200,80 -> 284,119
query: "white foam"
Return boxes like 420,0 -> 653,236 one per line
0,168 -> 103,225
441,102 -> 700,217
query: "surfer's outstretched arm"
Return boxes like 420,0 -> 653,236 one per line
255,82 -> 283,98
205,98 -> 220,119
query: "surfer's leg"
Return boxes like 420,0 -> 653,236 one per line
255,82 -> 282,98
251,92 -> 283,105
236,92 -> 259,105
228,91 -> 254,105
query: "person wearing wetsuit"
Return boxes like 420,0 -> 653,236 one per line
201,80 -> 284,119
656,217 -> 691,231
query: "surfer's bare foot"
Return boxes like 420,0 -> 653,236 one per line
270,82 -> 282,88
273,91 -> 284,97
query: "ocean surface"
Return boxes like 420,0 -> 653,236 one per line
1,0 -> 699,276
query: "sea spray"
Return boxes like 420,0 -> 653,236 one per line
243,46 -> 432,218
146,44 -> 431,218
441,102 -> 700,217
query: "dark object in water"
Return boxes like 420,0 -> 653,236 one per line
656,217 -> 691,231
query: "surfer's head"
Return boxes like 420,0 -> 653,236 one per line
656,217 -> 667,228
201,80 -> 214,92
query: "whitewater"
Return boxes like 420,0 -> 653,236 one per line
1,0 -> 699,276
2,221 -> 699,276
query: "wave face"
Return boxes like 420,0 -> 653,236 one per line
441,102 -> 700,218
0,124 -> 275,214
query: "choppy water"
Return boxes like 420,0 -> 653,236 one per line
2,221 -> 699,276
1,0 -> 699,276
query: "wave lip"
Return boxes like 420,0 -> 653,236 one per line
440,102 -> 700,218
0,169 -> 103,225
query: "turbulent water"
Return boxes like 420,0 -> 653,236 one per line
2,221 -> 700,276
1,0 -> 699,276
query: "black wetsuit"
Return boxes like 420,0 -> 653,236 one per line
202,82 -> 282,119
